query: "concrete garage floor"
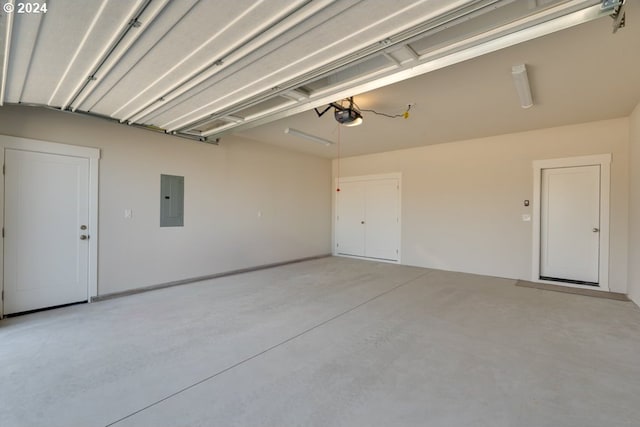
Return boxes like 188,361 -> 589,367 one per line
1,257 -> 639,427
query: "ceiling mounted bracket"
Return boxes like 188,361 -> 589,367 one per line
313,103 -> 340,118
610,0 -> 626,33
199,137 -> 220,145
601,0 -> 622,9
314,97 -> 357,117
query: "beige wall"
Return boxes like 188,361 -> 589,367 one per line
0,106 -> 331,295
629,103 -> 640,305
333,118 -> 630,293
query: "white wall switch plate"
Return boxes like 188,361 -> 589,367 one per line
522,214 -> 531,222
124,209 -> 132,219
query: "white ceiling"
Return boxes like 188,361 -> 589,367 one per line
240,0 -> 640,158
0,0 -> 635,157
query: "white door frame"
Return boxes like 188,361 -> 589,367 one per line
333,172 -> 402,264
532,154 -> 611,291
0,135 -> 100,318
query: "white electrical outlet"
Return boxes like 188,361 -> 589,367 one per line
522,214 -> 531,222
124,209 -> 132,219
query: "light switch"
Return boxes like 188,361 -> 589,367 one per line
257,210 -> 262,218
522,214 -> 531,222
124,209 -> 132,219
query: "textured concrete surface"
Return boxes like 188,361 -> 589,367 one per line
1,257 -> 639,427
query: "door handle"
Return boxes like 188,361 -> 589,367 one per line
80,235 -> 89,240
592,228 -> 599,232
361,221 -> 365,224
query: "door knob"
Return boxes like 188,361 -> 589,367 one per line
592,228 -> 599,232
80,225 -> 87,230
361,221 -> 365,224
80,235 -> 89,240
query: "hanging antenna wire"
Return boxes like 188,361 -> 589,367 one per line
354,101 -> 412,119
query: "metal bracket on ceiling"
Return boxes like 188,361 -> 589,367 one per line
313,103 -> 339,118
601,0 -> 622,9
200,137 -> 220,145
610,0 -> 626,33
313,97 -> 352,118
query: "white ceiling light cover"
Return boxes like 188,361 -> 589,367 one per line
512,64 -> 534,108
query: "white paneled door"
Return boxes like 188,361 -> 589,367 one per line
335,181 -> 366,257
540,165 -> 600,285
4,149 -> 90,314
365,179 -> 401,260
336,176 -> 400,262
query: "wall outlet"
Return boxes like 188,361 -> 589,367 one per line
522,214 -> 531,222
124,209 -> 132,219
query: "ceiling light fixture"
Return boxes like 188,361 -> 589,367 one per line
284,127 -> 334,146
314,97 -> 363,126
512,64 -> 533,109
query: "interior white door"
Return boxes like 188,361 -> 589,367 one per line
336,177 -> 400,261
336,181 -> 366,257
4,149 -> 90,314
540,165 -> 600,284
365,179 -> 399,260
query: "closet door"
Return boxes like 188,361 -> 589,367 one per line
336,181 -> 366,257
335,175 -> 401,262
365,179 -> 400,261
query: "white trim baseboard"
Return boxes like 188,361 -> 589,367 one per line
92,254 -> 332,302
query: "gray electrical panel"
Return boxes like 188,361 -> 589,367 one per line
160,174 -> 184,227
